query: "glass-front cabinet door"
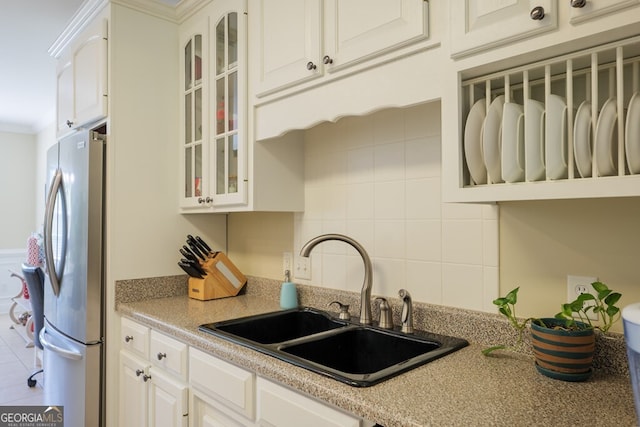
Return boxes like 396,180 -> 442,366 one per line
180,17 -> 210,209
211,1 -> 247,206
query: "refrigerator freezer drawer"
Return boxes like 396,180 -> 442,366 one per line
41,323 -> 103,427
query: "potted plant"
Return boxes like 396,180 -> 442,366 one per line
483,281 -> 622,381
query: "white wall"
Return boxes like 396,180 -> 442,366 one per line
0,131 -> 37,249
293,102 -> 499,312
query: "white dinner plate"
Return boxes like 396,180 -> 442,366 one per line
501,102 -> 525,183
595,97 -> 618,177
573,101 -> 593,178
626,92 -> 640,174
545,94 -> 568,180
482,95 -> 505,183
525,99 -> 545,182
464,99 -> 487,184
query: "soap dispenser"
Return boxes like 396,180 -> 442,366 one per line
279,270 -> 298,309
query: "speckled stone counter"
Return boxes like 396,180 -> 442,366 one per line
116,276 -> 637,427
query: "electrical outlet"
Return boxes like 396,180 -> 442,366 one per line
282,252 -> 292,276
567,275 -> 598,321
294,255 -> 311,280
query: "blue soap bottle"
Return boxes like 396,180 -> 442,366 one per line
280,270 -> 298,309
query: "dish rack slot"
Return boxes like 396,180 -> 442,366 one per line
461,35 -> 640,188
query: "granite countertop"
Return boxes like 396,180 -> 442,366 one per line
115,276 -> 637,427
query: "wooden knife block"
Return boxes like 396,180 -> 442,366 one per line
188,252 -> 247,301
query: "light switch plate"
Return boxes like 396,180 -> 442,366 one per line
294,255 -> 311,280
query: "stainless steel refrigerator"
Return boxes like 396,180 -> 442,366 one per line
42,126 -> 106,427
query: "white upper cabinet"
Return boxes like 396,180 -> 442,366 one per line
450,0 -> 557,58
54,16 -> 108,137
253,0 -> 429,97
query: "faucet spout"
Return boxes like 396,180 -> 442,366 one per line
300,234 -> 373,325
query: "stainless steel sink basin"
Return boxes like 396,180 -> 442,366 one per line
199,307 -> 468,387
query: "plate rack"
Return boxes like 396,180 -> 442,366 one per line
460,34 -> 640,197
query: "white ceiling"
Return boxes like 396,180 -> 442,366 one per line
0,0 -> 85,134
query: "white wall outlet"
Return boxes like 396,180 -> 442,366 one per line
567,275 -> 599,321
282,252 -> 292,276
294,255 -> 311,280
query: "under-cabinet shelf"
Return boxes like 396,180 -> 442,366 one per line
454,34 -> 640,202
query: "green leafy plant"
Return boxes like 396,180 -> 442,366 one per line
555,281 -> 622,333
482,281 -> 622,356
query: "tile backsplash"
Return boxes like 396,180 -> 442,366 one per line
293,102 -> 499,312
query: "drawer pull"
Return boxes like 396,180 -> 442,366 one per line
157,352 -> 167,361
143,374 -> 152,382
125,335 -> 133,343
530,6 -> 545,20
135,369 -> 144,377
306,61 -> 317,71
570,0 -> 586,8
323,55 -> 333,65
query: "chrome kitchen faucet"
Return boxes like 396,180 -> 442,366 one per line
300,234 -> 373,325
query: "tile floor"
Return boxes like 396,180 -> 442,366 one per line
0,313 -> 44,406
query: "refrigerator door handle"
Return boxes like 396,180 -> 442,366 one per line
40,328 -> 83,361
44,168 -> 66,296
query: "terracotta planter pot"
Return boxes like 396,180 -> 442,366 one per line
530,318 -> 595,381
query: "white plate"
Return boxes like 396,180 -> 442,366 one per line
595,97 -> 618,176
525,99 -> 545,182
464,99 -> 487,184
545,94 -> 568,180
482,95 -> 505,183
626,92 -> 640,174
573,101 -> 593,178
501,102 -> 525,183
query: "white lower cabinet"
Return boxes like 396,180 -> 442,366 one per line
119,351 -> 189,427
256,377 -> 362,427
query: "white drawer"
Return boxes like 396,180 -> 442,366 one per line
189,347 -> 255,421
150,330 -> 188,380
257,377 -> 361,427
121,317 -> 150,359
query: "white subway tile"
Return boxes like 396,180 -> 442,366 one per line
374,142 -> 406,182
405,220 -> 442,262
442,220 -> 483,265
406,260 -> 443,305
374,221 -> 406,259
406,178 -> 441,220
442,263 -> 484,311
374,181 -> 405,220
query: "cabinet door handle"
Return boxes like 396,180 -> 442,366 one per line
306,61 -> 317,71
530,6 -> 545,20
143,374 -> 152,382
66,120 -> 74,128
570,0 -> 586,7
323,55 -> 333,65
125,335 -> 133,342
205,197 -> 213,203
198,197 -> 205,204
135,369 -> 144,377
157,352 -> 167,360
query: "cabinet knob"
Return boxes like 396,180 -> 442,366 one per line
205,197 -> 213,203
570,0 -> 586,7
306,61 -> 317,71
66,120 -> 74,128
530,6 -> 545,20
323,55 -> 333,65
125,335 -> 133,342
135,369 -> 144,377
157,352 -> 167,360
198,197 -> 205,204
142,374 -> 152,382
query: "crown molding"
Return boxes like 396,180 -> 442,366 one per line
48,0 -> 110,58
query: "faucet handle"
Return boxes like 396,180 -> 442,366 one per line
329,301 -> 351,320
399,289 -> 414,334
374,297 -> 393,329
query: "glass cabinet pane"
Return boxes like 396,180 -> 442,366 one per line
185,40 -> 192,90
195,88 -> 202,141
195,144 -> 202,197
216,20 -> 225,75
215,77 -> 225,135
228,134 -> 238,193
228,71 -> 237,131
228,13 -> 237,68
216,138 -> 226,195
194,35 -> 202,83
185,146 -> 192,198
185,92 -> 192,143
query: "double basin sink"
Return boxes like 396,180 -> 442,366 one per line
199,307 -> 468,387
